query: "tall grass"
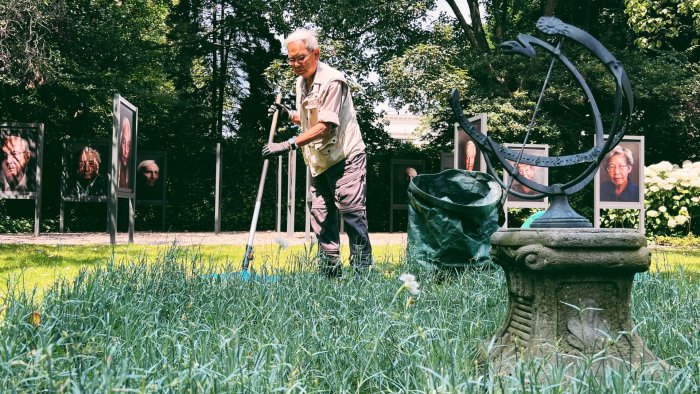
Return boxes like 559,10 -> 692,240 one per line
0,246 -> 698,392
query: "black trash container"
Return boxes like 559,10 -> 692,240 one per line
407,169 -> 502,270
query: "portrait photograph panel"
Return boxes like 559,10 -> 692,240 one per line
62,142 -> 110,201
116,98 -> 138,196
503,144 -> 549,208
1,123 -> 42,198
136,151 -> 167,202
596,136 -> 644,207
453,114 -> 487,172
390,159 -> 425,207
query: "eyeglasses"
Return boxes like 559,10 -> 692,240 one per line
4,151 -> 28,160
606,164 -> 630,171
79,160 -> 99,169
287,52 -> 310,64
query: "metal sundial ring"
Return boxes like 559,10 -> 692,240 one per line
450,16 -> 634,202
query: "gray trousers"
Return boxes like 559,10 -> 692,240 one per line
310,153 -> 372,272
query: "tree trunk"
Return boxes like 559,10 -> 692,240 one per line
466,0 -> 489,51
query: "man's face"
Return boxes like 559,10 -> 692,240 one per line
120,121 -> 131,167
405,167 -> 417,182
142,163 -> 159,187
517,163 -> 535,181
2,137 -> 30,180
465,142 -> 476,171
77,151 -> 100,180
606,154 -> 631,187
287,41 -> 319,81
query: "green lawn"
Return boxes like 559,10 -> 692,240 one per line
0,243 -> 408,297
2,243 -> 699,298
0,242 -> 698,392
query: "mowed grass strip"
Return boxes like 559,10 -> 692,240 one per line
0,243 -> 408,296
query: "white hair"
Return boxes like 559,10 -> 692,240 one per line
80,146 -> 101,165
285,29 -> 318,51
604,145 -> 634,166
138,159 -> 159,172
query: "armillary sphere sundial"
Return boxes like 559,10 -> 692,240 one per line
451,16 -> 634,228
454,18 -> 669,375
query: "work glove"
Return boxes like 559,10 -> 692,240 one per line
262,137 -> 297,159
268,103 -> 292,122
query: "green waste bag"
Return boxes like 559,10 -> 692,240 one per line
407,169 -> 502,270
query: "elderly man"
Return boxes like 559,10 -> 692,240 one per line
73,146 -> 108,197
262,28 -> 372,278
136,159 -> 162,200
601,145 -> 639,202
465,140 -> 477,171
118,117 -> 132,189
1,135 -> 32,192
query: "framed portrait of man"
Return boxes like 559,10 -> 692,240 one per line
390,159 -> 425,231
1,123 -> 43,199
109,94 -> 138,245
136,151 -> 167,202
62,142 -> 110,202
113,96 -> 138,197
502,143 -> 549,209
453,113 -> 487,172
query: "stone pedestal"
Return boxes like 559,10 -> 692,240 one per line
485,228 -> 668,374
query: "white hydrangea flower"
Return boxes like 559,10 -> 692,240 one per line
673,195 -> 681,201
675,215 -> 688,225
657,161 -> 674,172
691,197 -> 699,203
668,218 -> 678,228
646,210 -> 659,218
659,206 -> 667,213
649,185 -> 660,193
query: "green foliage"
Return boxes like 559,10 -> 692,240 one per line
654,234 -> 700,248
625,0 -> 700,58
0,0 -> 65,87
2,0 -> 699,233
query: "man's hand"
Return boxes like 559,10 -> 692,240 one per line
268,103 -> 292,122
262,141 -> 291,159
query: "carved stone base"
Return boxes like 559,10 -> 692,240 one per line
485,228 -> 669,375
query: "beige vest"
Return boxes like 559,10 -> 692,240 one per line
296,62 -> 365,176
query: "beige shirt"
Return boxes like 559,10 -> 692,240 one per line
296,62 -> 365,176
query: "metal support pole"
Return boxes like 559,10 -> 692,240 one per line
215,143 -> 222,234
276,156 -> 282,232
128,197 -> 134,243
305,166 -> 311,242
286,150 -> 296,237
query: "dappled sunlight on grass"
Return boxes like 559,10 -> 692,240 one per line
650,248 -> 700,274
1,243 -> 407,298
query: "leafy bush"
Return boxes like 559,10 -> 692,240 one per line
644,160 -> 700,236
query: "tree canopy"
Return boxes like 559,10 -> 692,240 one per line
1,0 -> 698,231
